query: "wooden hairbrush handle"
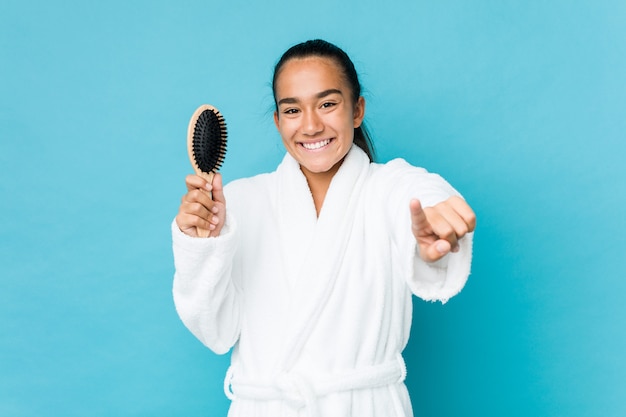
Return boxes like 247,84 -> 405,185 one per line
195,171 -> 215,238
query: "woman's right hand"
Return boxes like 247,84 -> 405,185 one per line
175,173 -> 227,238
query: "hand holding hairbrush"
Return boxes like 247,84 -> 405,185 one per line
187,104 -> 228,238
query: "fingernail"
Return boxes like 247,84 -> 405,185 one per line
436,242 -> 447,254
452,245 -> 460,253
205,184 -> 213,191
211,216 -> 219,224
211,206 -> 218,214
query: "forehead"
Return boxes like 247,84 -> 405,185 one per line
274,56 -> 348,99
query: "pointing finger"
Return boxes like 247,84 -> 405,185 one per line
410,199 -> 428,236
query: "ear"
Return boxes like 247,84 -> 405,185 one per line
273,110 -> 280,129
353,96 -> 366,128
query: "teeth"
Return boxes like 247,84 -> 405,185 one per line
302,139 -> 331,150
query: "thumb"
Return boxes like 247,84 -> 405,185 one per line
211,173 -> 226,204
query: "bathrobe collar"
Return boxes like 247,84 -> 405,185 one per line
274,144 -> 371,372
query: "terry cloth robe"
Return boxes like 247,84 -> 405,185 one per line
172,145 -> 473,417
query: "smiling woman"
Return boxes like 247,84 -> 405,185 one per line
273,57 -> 366,212
272,39 -> 375,161
172,39 -> 476,417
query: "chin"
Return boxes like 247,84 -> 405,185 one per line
303,157 -> 345,175
301,164 -> 331,174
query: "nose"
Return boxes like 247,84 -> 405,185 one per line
301,110 -> 323,136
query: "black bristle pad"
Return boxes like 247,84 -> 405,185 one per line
192,109 -> 227,173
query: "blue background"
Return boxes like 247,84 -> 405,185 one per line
1,0 -> 625,416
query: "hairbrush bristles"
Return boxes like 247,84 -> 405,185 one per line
187,104 -> 228,176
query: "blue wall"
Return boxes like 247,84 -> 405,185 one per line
1,1 -> 624,416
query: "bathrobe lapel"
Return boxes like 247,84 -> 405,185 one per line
274,145 -> 370,372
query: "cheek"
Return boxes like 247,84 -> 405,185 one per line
277,120 -> 300,143
332,107 -> 356,130
275,117 -> 290,133
336,113 -> 356,136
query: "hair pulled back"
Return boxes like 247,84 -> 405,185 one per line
272,39 -> 375,162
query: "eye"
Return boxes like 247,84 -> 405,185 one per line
321,102 -> 336,109
283,108 -> 299,115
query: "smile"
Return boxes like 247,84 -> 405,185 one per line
301,138 -> 332,150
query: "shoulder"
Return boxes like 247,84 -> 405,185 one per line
223,152 -> 296,202
223,171 -> 276,204
369,157 -> 428,178
367,158 -> 459,206
221,172 -> 277,225
225,172 -> 273,193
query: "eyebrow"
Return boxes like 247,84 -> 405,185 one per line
277,88 -> 343,106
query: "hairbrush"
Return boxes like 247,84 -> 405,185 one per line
187,104 -> 228,237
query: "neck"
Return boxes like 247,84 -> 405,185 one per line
300,159 -> 343,217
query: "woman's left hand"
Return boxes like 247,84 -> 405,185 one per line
410,196 -> 476,263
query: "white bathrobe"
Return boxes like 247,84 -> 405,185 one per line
172,145 -> 473,417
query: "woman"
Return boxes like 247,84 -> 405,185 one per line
173,39 -> 476,417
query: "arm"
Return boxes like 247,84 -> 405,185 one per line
407,196 -> 475,303
383,160 -> 475,303
172,173 -> 241,354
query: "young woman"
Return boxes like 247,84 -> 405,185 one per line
173,39 -> 476,417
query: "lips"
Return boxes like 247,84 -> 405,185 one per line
300,138 -> 332,150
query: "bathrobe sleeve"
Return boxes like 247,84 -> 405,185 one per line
171,214 -> 241,354
380,159 -> 473,304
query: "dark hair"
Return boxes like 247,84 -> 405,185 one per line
272,39 -> 375,162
